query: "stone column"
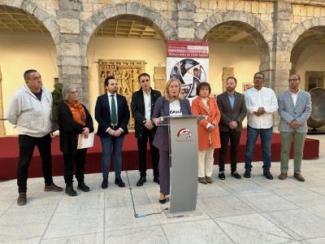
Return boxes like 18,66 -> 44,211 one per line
271,0 -> 292,95
56,0 -> 86,104
176,0 -> 196,40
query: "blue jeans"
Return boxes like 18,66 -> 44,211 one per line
245,126 -> 273,171
100,135 -> 125,179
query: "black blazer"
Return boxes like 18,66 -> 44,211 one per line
57,102 -> 94,154
217,91 -> 247,132
95,93 -> 130,137
131,88 -> 161,138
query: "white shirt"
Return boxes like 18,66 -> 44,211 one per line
291,90 -> 300,106
106,92 -> 124,133
143,90 -> 151,121
169,100 -> 182,117
244,87 -> 278,129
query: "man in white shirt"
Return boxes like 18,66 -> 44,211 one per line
278,74 -> 311,182
131,73 -> 161,186
244,72 -> 278,179
6,69 -> 63,206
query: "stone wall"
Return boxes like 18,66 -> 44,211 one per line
0,0 -> 325,104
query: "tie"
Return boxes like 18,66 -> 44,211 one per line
110,95 -> 117,125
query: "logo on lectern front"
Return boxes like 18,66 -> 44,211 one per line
176,128 -> 192,142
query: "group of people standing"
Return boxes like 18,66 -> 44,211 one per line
6,69 -> 311,206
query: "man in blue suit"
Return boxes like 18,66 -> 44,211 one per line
278,74 -> 312,182
95,76 -> 130,188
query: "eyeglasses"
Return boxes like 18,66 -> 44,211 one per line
254,76 -> 264,80
70,90 -> 78,94
289,78 -> 299,81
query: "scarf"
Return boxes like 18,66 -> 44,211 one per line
65,101 -> 86,126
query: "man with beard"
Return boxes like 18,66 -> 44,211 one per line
217,76 -> 247,180
278,74 -> 311,182
244,72 -> 278,180
95,76 -> 130,188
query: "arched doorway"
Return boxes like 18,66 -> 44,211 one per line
200,20 -> 270,95
0,5 -> 58,135
290,26 -> 325,91
86,14 -> 169,128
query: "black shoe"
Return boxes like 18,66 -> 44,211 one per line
101,179 -> 108,189
78,182 -> 90,192
65,185 -> 77,197
243,170 -> 251,178
218,172 -> 225,180
115,177 -> 125,187
231,172 -> 242,179
159,197 -> 169,204
153,176 -> 160,184
136,176 -> 146,187
263,170 -> 273,180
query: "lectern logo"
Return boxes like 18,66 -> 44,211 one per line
176,128 -> 192,142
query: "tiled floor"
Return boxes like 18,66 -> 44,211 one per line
0,135 -> 324,244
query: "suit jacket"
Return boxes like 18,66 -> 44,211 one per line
57,101 -> 94,154
131,88 -> 161,138
217,91 -> 247,132
152,96 -> 192,151
95,93 -> 130,137
278,90 -> 312,133
191,96 -> 221,150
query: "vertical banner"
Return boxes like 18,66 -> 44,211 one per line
166,41 -> 209,99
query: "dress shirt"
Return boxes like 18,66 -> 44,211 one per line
106,92 -> 124,133
227,93 -> 235,109
244,87 -> 278,129
143,90 -> 151,121
291,90 -> 300,107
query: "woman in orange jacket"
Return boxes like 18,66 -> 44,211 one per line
191,82 -> 221,184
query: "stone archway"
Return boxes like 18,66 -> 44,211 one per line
81,2 -> 177,60
288,17 -> 325,55
0,0 -> 60,49
289,17 -> 325,78
195,11 -> 272,86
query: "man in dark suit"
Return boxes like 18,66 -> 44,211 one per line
217,76 -> 247,180
95,76 -> 130,188
131,73 -> 161,186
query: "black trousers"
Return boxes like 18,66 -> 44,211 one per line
63,149 -> 87,185
219,130 -> 241,173
17,134 -> 53,193
137,128 -> 159,178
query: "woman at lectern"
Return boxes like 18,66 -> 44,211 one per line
152,78 -> 192,204
58,84 -> 94,197
191,82 -> 220,184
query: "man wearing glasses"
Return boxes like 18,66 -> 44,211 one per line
278,74 -> 311,182
244,72 -> 278,179
131,73 -> 161,186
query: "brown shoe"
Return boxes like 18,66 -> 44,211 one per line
44,183 -> 63,192
294,173 -> 305,182
278,173 -> 287,180
17,193 -> 27,206
205,177 -> 213,184
198,177 -> 207,184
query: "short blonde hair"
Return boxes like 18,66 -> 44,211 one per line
62,83 -> 79,101
164,78 -> 183,101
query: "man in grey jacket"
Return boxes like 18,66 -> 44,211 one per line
278,74 -> 312,182
6,69 -> 63,206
